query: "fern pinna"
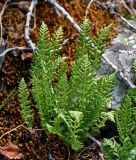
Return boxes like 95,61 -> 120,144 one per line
19,20 -> 115,151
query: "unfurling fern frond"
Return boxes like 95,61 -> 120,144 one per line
18,78 -> 33,128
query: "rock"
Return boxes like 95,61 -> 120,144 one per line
98,20 -> 136,108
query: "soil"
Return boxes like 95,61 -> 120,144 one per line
0,0 -> 130,159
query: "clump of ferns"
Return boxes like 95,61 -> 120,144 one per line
102,60 -> 136,160
19,19 -> 115,151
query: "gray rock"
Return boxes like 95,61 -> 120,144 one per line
98,21 -> 136,108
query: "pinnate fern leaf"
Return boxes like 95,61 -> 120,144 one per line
18,78 -> 33,128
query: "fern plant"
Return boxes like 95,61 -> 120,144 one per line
102,88 -> 136,160
19,20 -> 115,151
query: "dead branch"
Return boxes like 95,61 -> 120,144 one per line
130,0 -> 136,16
95,1 -> 136,31
25,0 -> 37,51
117,0 -> 134,16
45,0 -> 81,33
88,135 -> 102,147
0,47 -> 33,57
67,146 -> 70,160
119,14 -> 136,30
77,144 -> 97,158
32,6 -> 37,30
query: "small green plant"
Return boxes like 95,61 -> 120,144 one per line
19,19 -> 115,151
102,88 -> 136,160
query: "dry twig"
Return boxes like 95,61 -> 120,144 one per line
98,152 -> 105,160
25,0 -> 37,51
77,146 -> 93,158
130,0 -> 136,16
119,14 -> 136,30
0,123 -> 24,139
0,47 -> 33,57
85,0 -> 95,18
117,0 -> 134,16
89,135 -> 102,147
60,35 -> 76,50
66,145 -> 70,160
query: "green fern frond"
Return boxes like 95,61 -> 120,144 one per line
46,111 -> 84,151
51,27 -> 63,55
30,23 -> 64,129
31,22 -> 50,78
82,73 -> 115,129
92,111 -> 115,133
102,138 -> 120,159
70,54 -> 93,110
116,88 -> 136,142
54,63 -> 70,113
92,24 -> 112,54
46,114 -> 63,138
60,111 -> 84,151
76,19 -> 91,60
90,24 -> 112,70
19,78 -> 33,128
96,72 -> 116,98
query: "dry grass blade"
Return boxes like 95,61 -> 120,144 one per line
0,88 -> 18,110
85,0 -> 95,18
